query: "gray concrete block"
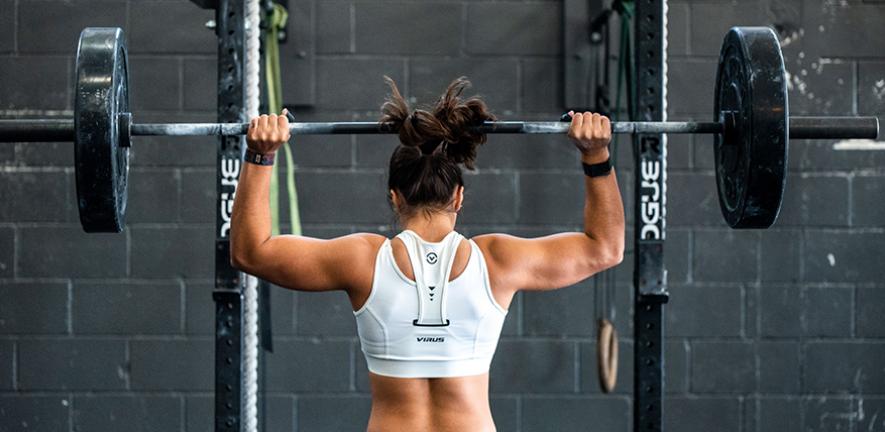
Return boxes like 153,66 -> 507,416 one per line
758,397 -> 801,432
790,139 -> 885,172
129,57 -> 181,112
295,290 -> 357,336
857,397 -> 885,432
466,3 -> 562,55
804,231 -> 885,282
72,395 -> 181,432
18,339 -> 126,390
317,1 -> 352,54
666,133 -> 692,170
17,0 -> 126,54
0,171 -> 74,222
691,341 -> 754,393
185,281 -> 214,335
410,59 -> 520,113
802,397 -> 855,432
0,227 -> 11,278
804,0 -> 885,58
0,143 -> 13,164
15,142 -> 74,166
0,56 -> 69,110
184,395 -> 212,432
688,1 -> 766,57
517,172 -> 584,225
522,397 -> 629,432
481,133 -> 578,171
264,339 -> 351,392
803,286 -> 852,337
0,282 -> 68,334
668,3 -> 689,56
355,134 -> 400,168
857,287 -> 885,338
667,59 -> 717,116
664,396 -> 741,432
786,58 -> 854,116
179,169 -> 215,223
803,342 -> 885,393
183,58 -> 217,111
665,229 -> 690,284
129,112 -> 216,167
355,2 -> 460,55
0,0 -> 13,53
667,285 -> 742,337
490,340 -> 575,393
128,2 -> 216,54
290,134 -> 352,168
523,59 -> 563,113
0,341 -> 12,389
523,285 -> 593,337
778,175 -> 849,227
0,395 -> 70,432
270,285 -> 297,336
72,281 -> 182,334
852,175 -> 885,227
130,227 -> 214,278
490,397 -> 518,432
127,169 -> 180,223
19,227 -> 126,278
858,61 -> 885,115
759,341 -> 800,394
759,285 -> 801,337
315,58 -> 405,110
296,171 -> 389,224
760,230 -> 800,282
668,172 -> 725,227
297,396 -> 371,432
130,339 -> 213,390
459,172 -> 518,225
693,229 -> 757,283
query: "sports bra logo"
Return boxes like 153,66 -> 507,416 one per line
416,337 -> 445,343
426,252 -> 438,264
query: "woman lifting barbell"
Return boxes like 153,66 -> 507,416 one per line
229,77 -> 625,432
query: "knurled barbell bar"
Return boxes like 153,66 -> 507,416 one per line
0,27 -> 879,233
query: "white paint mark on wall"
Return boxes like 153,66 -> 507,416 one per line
827,253 -> 836,266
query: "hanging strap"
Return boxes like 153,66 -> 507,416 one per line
397,231 -> 462,327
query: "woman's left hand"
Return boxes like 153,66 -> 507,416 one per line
246,109 -> 291,154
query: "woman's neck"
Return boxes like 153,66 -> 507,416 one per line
400,213 -> 457,242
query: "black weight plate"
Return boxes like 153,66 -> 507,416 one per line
75,27 -> 130,233
713,27 -> 788,229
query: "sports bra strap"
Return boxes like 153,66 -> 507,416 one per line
396,230 -> 463,327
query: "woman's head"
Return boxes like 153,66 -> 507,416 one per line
382,76 -> 495,221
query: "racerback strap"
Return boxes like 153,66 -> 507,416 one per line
396,230 -> 463,327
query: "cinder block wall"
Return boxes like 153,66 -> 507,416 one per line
1,1 -> 883,431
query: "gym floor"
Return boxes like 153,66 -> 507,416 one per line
1,1 -> 884,431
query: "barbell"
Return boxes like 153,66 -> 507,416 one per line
0,27 -> 879,233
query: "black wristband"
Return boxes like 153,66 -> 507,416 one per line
582,157 -> 613,177
244,148 -> 276,166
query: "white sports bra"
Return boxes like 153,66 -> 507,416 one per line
353,230 -> 508,378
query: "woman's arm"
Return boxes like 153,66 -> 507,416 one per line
474,112 -> 625,292
229,112 -> 379,292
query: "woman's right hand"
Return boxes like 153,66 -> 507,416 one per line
566,111 -> 612,156
246,109 -> 291,155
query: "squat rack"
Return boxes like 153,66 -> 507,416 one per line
200,0 -> 666,431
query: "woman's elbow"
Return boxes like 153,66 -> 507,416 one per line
603,239 -> 625,269
230,243 -> 258,273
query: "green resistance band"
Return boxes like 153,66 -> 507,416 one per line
266,3 -> 302,236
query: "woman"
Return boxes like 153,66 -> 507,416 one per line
230,77 -> 624,432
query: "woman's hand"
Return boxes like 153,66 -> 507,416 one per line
246,109 -> 291,154
566,111 -> 612,157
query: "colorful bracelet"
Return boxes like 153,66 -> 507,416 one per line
244,148 -> 275,166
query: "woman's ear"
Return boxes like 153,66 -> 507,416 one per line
389,189 -> 399,209
454,185 -> 465,212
